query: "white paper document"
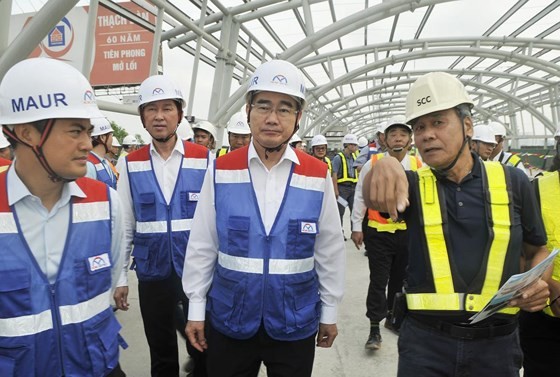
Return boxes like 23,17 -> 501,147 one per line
468,248 -> 559,324
337,196 -> 349,207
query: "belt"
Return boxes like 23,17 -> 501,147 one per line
408,316 -> 518,340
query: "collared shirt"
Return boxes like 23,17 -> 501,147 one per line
183,142 -> 345,324
6,164 -> 124,289
331,151 -> 357,180
404,154 -> 546,293
116,138 -> 186,286
351,153 -> 413,232
86,151 -> 115,182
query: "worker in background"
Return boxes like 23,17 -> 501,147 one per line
354,126 -> 384,171
351,115 -> 422,351
519,169 -> 560,377
289,133 -> 305,151
114,74 -> 210,377
0,57 -> 126,376
363,71 -> 551,377
183,59 -> 345,377
193,120 -> 217,151
357,136 -> 368,150
489,122 -> 529,176
116,134 -> 141,172
108,137 -> 122,165
0,130 -> 13,161
310,134 -> 332,173
216,112 -> 252,157
86,117 -> 117,189
470,124 -> 497,161
332,133 -> 359,240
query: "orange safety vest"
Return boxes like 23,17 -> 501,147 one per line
367,153 -> 422,232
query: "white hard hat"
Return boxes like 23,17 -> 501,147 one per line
290,134 -> 302,143
177,124 -> 194,140
0,58 -> 103,125
227,112 -> 251,135
342,133 -> 358,145
357,136 -> 368,148
555,128 -> 560,137
472,125 -> 497,145
192,120 -> 217,140
489,122 -> 507,137
112,138 -> 121,147
0,130 -> 10,148
138,75 -> 185,111
405,72 -> 474,124
91,117 -> 112,137
246,60 -> 307,110
383,115 -> 411,134
311,134 -> 328,147
122,135 -> 139,146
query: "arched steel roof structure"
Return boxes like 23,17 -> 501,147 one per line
2,0 -> 560,147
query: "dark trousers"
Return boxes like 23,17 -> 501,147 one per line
364,226 -> 408,322
106,363 -> 126,377
337,184 -> 355,227
397,317 -> 523,377
519,310 -> 560,377
206,321 -> 316,377
138,274 -> 207,377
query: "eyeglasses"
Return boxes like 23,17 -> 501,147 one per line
250,104 -> 299,119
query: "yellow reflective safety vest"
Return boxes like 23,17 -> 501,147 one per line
217,147 -> 229,158
336,152 -> 358,183
406,161 -> 519,315
324,156 -> 332,174
367,153 -> 422,232
535,171 -> 560,317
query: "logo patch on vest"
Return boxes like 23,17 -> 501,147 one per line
300,221 -> 318,234
188,192 -> 199,201
88,253 -> 111,272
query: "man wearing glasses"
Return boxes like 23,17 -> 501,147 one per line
183,60 -> 345,377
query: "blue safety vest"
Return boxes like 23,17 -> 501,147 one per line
87,152 -> 117,189
0,174 -> 124,377
126,141 -> 209,281
210,146 -> 326,341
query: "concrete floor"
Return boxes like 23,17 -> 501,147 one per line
116,218 -> 399,377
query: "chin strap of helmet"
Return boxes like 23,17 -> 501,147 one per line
3,119 -> 75,182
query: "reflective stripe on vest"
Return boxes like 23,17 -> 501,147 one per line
217,147 -> 229,158
336,152 -> 358,183
504,153 -> 522,167
218,251 -> 315,274
536,171 -> 560,317
325,156 -> 332,173
367,154 -> 420,232
406,162 -> 518,314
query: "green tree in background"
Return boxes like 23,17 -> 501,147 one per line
111,121 -> 127,144
110,121 -> 145,146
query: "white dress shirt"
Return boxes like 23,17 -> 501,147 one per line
116,138 -> 187,287
6,164 -> 124,290
183,143 -> 346,324
352,153 -> 412,232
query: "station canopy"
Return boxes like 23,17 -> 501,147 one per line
6,0 -> 560,147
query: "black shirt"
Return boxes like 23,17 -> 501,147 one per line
403,154 -> 546,321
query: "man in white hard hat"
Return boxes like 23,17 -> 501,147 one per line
115,74 -> 210,377
353,126 -> 384,171
358,136 -> 368,149
351,115 -> 422,351
183,60 -> 345,377
470,124 -> 497,161
332,133 -> 359,239
216,112 -> 252,157
86,117 -> 117,189
289,133 -> 305,150
310,134 -> 332,173
108,137 -> 122,166
362,72 -> 550,377
0,57 -> 126,376
489,122 -> 529,175
192,120 -> 217,151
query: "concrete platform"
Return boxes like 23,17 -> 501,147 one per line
117,227 -> 399,376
